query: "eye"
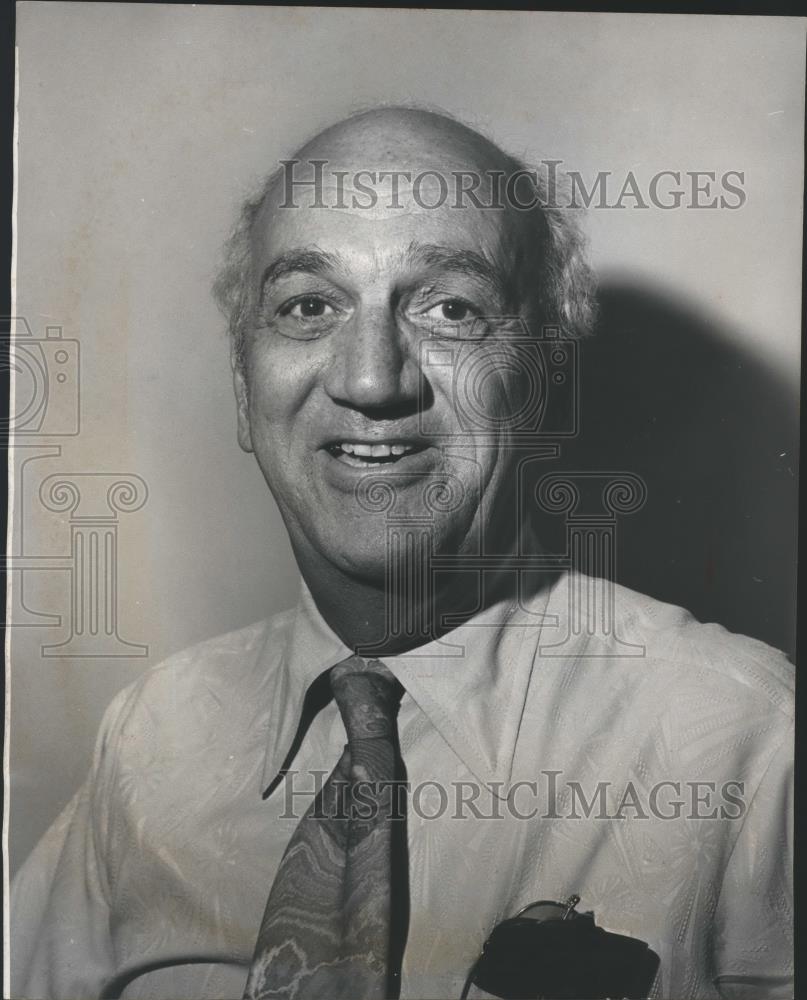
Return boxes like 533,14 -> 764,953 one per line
281,296 -> 335,320
267,293 -> 345,341
425,299 -> 476,323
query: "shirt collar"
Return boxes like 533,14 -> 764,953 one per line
258,580 -> 352,796
378,582 -> 555,793
259,570 -> 559,798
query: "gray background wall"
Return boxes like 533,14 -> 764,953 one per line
9,5 -> 804,875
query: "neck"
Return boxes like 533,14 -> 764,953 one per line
302,561 -> 427,655
294,518 -> 549,656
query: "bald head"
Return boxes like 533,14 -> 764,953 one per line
294,106 -> 517,176
213,104 -> 596,368
264,106 -> 530,232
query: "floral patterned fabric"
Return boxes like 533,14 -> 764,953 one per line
11,572 -> 793,999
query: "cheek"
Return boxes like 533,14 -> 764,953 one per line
429,346 -> 533,434
245,337 -> 321,427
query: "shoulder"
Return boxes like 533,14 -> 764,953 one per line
608,576 -> 793,720
539,572 -> 794,726
94,609 -> 295,753
531,573 -> 794,795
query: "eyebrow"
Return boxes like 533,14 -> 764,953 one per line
259,248 -> 347,300
404,242 -> 512,303
258,242 -> 511,303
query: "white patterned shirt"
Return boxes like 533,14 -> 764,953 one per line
11,571 -> 794,999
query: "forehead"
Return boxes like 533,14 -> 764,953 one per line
251,124 -> 525,277
255,201 -> 514,280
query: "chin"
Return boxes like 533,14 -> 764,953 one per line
307,518 -> 386,573
331,518 -> 471,580
328,546 -> 392,585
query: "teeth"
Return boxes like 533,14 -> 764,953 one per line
336,441 -> 415,457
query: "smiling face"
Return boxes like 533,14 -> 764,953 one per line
234,111 -> 537,584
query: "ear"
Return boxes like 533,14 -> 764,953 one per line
232,354 -> 254,454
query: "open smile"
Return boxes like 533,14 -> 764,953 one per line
325,440 -> 428,468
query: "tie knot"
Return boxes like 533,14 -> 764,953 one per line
330,656 -> 404,744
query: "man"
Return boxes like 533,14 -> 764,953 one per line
11,107 -> 793,1000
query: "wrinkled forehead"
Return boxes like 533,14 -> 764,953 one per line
273,118 -> 514,206
251,122 -> 539,280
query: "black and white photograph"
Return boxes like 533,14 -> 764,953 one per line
3,6 -> 802,999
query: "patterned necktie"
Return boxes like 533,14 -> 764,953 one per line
244,656 -> 407,1000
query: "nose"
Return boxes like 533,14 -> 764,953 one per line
324,304 -> 420,412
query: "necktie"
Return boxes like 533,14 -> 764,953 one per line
244,656 -> 407,1000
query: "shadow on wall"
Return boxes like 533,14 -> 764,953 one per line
543,278 -> 798,660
